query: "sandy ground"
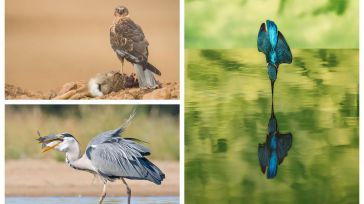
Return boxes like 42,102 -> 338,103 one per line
6,0 -> 179,92
5,81 -> 179,100
5,159 -> 179,197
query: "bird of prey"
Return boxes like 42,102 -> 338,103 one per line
37,110 -> 165,204
258,102 -> 292,179
110,6 -> 161,89
257,20 -> 292,94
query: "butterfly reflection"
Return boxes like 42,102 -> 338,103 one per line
258,102 -> 292,179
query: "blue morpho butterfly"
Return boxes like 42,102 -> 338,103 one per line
257,20 -> 292,94
258,102 -> 292,179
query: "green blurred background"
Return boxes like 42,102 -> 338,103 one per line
185,0 -> 358,48
5,105 -> 179,161
185,49 -> 358,204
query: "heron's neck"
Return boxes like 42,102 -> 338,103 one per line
66,142 -> 96,173
65,142 -> 81,163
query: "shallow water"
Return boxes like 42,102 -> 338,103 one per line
5,196 -> 179,204
185,49 -> 358,204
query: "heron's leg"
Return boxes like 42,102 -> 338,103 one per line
121,178 -> 131,204
98,183 -> 107,204
120,58 -> 125,74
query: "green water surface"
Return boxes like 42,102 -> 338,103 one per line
185,49 -> 358,204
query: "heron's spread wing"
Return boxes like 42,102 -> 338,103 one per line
257,23 -> 271,62
277,132 -> 292,164
86,138 -> 165,184
276,31 -> 292,64
86,109 -> 136,149
110,18 -> 149,64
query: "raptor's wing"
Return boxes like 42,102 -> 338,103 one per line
257,23 -> 271,62
110,18 -> 161,75
276,31 -> 292,64
110,18 -> 149,64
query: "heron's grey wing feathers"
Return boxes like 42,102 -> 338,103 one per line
112,108 -> 136,135
86,138 -> 164,184
86,109 -> 136,149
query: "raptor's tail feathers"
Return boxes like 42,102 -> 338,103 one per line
134,64 -> 159,89
145,63 -> 161,76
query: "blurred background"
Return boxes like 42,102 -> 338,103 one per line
6,0 -> 179,92
185,0 -> 358,48
5,105 -> 179,198
6,105 -> 179,160
185,49 -> 358,204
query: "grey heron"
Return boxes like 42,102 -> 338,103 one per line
36,110 -> 165,204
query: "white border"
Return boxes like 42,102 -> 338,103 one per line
179,0 -> 185,203
1,0 -> 5,202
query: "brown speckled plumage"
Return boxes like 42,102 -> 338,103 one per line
110,6 -> 161,89
110,18 -> 149,63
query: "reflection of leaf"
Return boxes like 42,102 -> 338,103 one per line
213,138 -> 228,153
201,50 -> 246,72
187,62 -> 223,88
339,92 -> 359,118
315,49 -> 338,68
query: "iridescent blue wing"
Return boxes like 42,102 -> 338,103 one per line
266,20 -> 278,49
277,132 -> 292,164
257,23 -> 270,62
267,152 -> 278,179
276,31 -> 292,64
258,143 -> 269,173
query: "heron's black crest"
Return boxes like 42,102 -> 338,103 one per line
61,133 -> 75,138
124,137 -> 149,144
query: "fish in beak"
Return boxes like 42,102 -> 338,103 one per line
36,132 -> 64,153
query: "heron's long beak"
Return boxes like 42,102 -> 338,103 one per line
38,134 -> 64,153
42,141 -> 62,153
